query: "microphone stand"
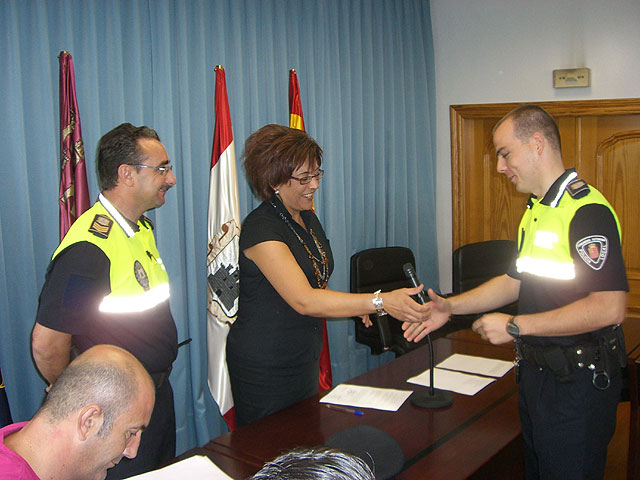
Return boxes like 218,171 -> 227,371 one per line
409,331 -> 453,408
403,263 -> 453,409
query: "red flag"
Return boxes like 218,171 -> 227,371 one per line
207,66 -> 240,430
58,51 -> 90,241
288,69 -> 333,393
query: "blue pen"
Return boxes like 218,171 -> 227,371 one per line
325,404 -> 364,416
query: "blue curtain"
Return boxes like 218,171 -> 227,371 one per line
0,0 -> 437,454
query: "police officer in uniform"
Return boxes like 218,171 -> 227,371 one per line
31,123 -> 178,479
403,105 -> 628,479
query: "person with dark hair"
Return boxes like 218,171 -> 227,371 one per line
0,345 -> 155,480
226,124 -> 430,426
31,123 -> 178,478
249,447 -> 374,480
404,104 -> 628,479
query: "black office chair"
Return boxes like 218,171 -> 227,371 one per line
350,246 -> 429,356
450,239 -> 519,328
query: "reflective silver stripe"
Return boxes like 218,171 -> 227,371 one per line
98,193 -> 135,238
549,171 -> 578,208
99,283 -> 170,313
516,256 -> 575,280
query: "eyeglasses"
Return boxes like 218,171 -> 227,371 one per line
290,169 -> 324,185
129,164 -> 173,176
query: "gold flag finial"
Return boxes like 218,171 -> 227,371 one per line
215,65 -> 224,71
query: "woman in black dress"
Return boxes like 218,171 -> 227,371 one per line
226,124 -> 429,426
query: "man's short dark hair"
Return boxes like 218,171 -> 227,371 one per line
38,359 -> 138,437
242,124 -> 323,201
250,446 -> 375,480
494,104 -> 562,153
97,123 -> 160,191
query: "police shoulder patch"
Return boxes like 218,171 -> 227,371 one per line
88,214 -> 113,239
566,178 -> 590,199
576,235 -> 608,270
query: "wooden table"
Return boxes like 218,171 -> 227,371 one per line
197,337 -> 521,479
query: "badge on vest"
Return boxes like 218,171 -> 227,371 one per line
576,235 -> 608,270
88,215 -> 113,238
134,261 -> 150,291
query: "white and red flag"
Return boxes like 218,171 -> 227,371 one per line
288,69 -> 333,393
207,66 -> 240,430
58,51 -> 90,240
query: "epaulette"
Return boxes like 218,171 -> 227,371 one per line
140,215 -> 155,230
566,177 -> 590,199
88,214 -> 113,239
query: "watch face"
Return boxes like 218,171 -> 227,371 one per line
507,320 -> 519,338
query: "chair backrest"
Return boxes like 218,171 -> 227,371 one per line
350,246 -> 427,356
452,239 -> 518,315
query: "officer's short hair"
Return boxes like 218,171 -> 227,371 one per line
97,123 -> 160,191
249,446 -> 375,480
494,104 -> 562,153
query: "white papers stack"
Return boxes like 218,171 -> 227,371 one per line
406,354 -> 514,396
125,455 -> 233,479
320,384 -> 413,411
407,368 -> 495,395
437,353 -> 513,377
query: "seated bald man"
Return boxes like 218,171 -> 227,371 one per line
0,345 -> 155,480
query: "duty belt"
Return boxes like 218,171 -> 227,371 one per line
513,325 -> 626,390
151,367 -> 172,390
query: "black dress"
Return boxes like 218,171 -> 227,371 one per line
226,195 -> 334,426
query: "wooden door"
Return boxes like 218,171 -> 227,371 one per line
450,99 -> 640,317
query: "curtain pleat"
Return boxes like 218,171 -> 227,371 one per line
0,0 -> 436,454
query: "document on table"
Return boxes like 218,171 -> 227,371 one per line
125,455 -> 233,479
320,383 -> 413,411
407,368 -> 495,396
437,353 -> 513,377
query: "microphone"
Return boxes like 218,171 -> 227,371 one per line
402,263 -> 427,304
402,262 -> 453,409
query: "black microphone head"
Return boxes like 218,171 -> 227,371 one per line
402,262 -> 416,279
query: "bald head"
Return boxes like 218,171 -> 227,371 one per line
39,345 -> 154,436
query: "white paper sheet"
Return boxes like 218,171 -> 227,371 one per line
437,353 -> 513,377
320,383 -> 413,412
125,455 -> 233,479
407,368 -> 495,396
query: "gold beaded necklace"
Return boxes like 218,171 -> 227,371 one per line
271,201 -> 328,289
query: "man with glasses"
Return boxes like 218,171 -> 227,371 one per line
32,123 -> 179,479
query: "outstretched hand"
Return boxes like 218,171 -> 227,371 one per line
380,285 -> 431,323
401,288 -> 451,342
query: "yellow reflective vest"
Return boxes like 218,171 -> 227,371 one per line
516,175 -> 621,281
53,194 -> 170,313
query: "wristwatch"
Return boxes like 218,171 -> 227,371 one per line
372,289 -> 388,316
506,316 -> 520,338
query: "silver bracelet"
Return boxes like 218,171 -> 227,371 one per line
372,289 -> 388,316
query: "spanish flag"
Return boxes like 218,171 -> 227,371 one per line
288,69 -> 332,393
